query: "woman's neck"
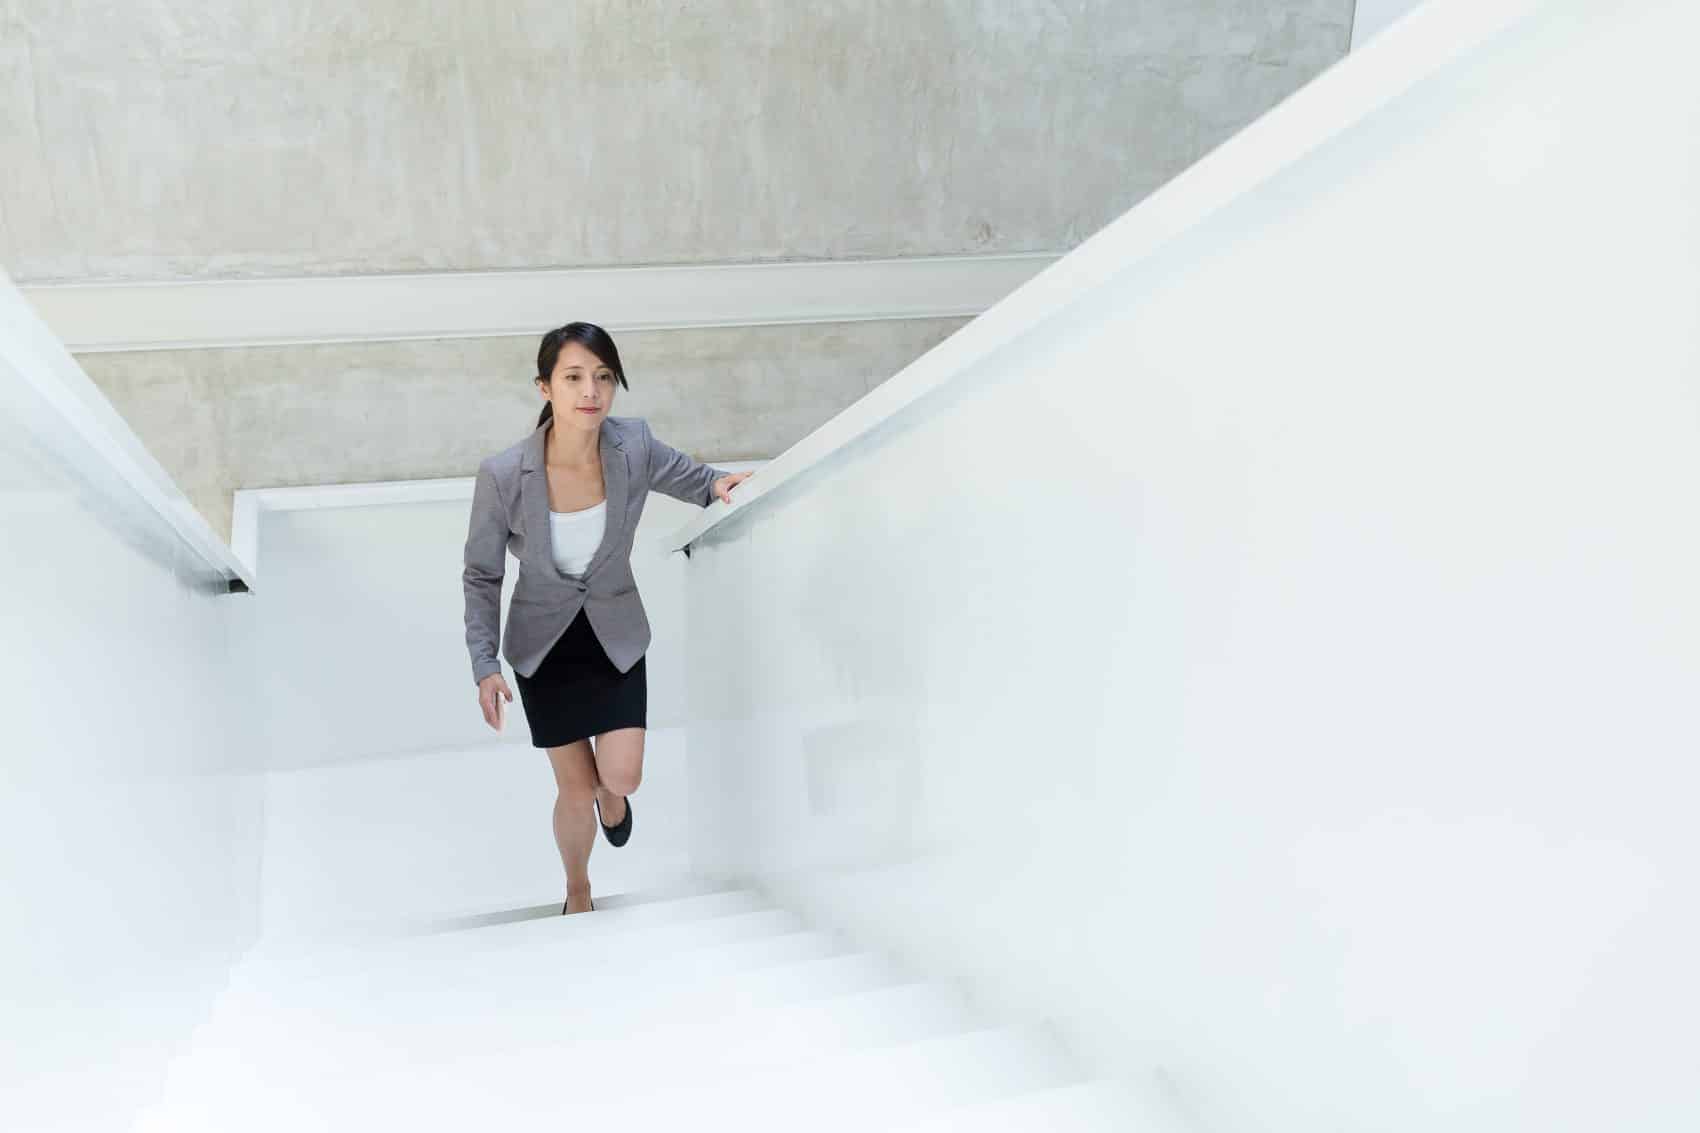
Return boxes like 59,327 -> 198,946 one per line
546,418 -> 600,469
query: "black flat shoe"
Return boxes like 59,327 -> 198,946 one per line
595,794 -> 633,848
562,895 -> 595,914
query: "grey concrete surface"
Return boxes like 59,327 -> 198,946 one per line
75,316 -> 970,542
3,1 -> 1354,282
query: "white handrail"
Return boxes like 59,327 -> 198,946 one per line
0,268 -> 254,590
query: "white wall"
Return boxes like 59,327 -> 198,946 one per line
0,276 -> 263,1132
240,462 -> 762,937
684,3 -> 1700,1130
246,464 -> 762,770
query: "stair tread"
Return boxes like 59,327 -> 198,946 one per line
167,979 -> 984,1111
189,948 -> 911,1068
224,910 -> 822,1006
882,1078 -> 1179,1132
236,885 -> 776,982
144,1020 -> 1078,1131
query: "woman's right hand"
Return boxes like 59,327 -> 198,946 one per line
478,673 -> 514,731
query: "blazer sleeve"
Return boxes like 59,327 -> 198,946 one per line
462,458 -> 508,685
641,418 -> 726,507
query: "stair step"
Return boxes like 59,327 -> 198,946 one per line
169,979 -> 982,1120
234,885 -> 775,986
225,905 -> 812,1007
209,924 -> 852,1044
882,1078 -> 1181,1132
182,947 -> 909,1078
423,978 -> 983,1084
142,1019 -> 1078,1132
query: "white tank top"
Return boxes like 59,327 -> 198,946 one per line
548,499 -> 606,577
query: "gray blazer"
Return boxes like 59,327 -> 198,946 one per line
462,414 -> 726,684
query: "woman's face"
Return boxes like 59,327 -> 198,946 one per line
539,340 -> 618,428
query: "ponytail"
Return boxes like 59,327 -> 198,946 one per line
536,400 -> 554,428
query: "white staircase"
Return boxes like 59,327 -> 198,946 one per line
133,879 -> 1158,1131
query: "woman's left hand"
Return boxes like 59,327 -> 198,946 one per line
712,471 -> 753,505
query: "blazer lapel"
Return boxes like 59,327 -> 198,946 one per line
583,420 -> 628,577
519,416 -> 627,581
519,420 -> 552,576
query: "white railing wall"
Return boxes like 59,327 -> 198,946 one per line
0,269 -> 262,1132
679,2 -> 1700,1130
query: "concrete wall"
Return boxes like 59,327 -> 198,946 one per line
75,316 -> 966,542
2,0 -> 1354,283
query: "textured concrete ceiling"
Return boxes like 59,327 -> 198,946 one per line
1,0 -> 1355,283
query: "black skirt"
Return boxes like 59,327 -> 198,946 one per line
513,607 -> 647,748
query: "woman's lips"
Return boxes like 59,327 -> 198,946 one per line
577,407 -> 599,414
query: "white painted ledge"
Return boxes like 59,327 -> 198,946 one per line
231,460 -> 768,581
0,268 -> 254,589
19,254 -> 1056,353
665,0 -> 1536,555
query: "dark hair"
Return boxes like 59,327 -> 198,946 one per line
535,321 -> 629,427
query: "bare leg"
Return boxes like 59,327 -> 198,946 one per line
590,727 -> 645,829
544,739 -> 598,913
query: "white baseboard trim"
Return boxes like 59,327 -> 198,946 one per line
22,253 -> 1058,353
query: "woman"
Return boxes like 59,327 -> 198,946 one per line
461,322 -> 750,915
